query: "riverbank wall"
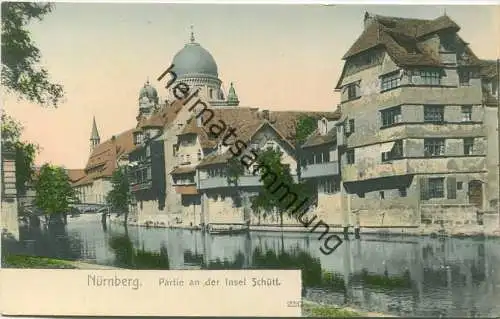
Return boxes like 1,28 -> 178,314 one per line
110,214 -> 500,238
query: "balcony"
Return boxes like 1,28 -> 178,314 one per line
198,174 -> 299,190
301,161 -> 339,179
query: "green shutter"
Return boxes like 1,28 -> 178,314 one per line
447,177 -> 457,199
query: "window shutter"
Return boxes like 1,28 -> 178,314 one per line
419,177 -> 429,200
447,177 -> 457,199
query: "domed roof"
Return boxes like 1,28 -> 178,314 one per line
171,33 -> 218,78
139,81 -> 159,104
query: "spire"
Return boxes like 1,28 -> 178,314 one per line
90,116 -> 100,140
227,82 -> 239,106
90,116 -> 100,153
190,25 -> 195,43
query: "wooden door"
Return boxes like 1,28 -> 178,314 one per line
468,180 -> 483,208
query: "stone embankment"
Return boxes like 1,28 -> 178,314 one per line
116,215 -> 500,238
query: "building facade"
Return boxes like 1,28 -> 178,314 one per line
330,13 -> 498,229
70,15 -> 499,233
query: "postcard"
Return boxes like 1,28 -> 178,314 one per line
1,1 -> 499,317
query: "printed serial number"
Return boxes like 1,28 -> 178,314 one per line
286,300 -> 303,308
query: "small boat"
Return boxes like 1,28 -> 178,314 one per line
207,226 -> 249,235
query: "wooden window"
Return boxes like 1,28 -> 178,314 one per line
420,177 -> 445,199
346,149 -> 355,164
424,105 -> 444,123
381,72 -> 401,91
464,138 -> 474,155
424,138 -> 445,156
419,70 -> 441,85
381,106 -> 402,127
459,70 -> 471,86
447,177 -> 457,199
348,119 -> 355,133
461,106 -> 472,122
346,83 -> 359,100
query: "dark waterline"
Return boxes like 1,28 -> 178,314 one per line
7,215 -> 500,317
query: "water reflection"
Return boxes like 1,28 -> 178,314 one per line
108,234 -> 170,269
6,218 -> 500,317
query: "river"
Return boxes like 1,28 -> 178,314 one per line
11,215 -> 500,317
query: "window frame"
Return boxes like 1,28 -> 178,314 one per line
463,137 -> 475,155
380,72 -> 401,91
424,138 -> 445,157
419,70 -> 441,85
424,105 -> 445,123
461,105 -> 472,122
346,149 -> 355,164
380,106 -> 402,127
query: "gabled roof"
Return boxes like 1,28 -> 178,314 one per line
302,127 -> 337,148
480,59 -> 499,79
137,100 -> 184,129
194,109 -> 340,168
335,13 -> 481,89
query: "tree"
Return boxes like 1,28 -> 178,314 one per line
250,148 -> 307,229
34,164 -> 78,224
1,111 -> 39,196
106,167 -> 130,225
1,2 -> 64,107
294,115 -> 317,180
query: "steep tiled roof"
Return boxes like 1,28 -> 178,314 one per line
66,169 -> 86,183
170,166 -> 196,175
480,59 -> 499,79
336,13 -> 481,89
138,100 -> 184,129
195,109 -> 340,168
343,14 -> 461,61
302,128 -> 337,148
72,128 -> 135,187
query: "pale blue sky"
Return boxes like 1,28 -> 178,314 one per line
3,4 -> 498,168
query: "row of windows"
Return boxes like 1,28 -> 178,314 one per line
380,105 -> 473,127
357,188 -> 407,199
346,70 -> 444,101
129,167 -> 152,184
177,151 -> 203,164
317,178 -> 340,194
345,68 -> 479,102
424,138 -> 475,156
420,176 -> 463,200
304,150 -> 331,165
345,137 -> 477,165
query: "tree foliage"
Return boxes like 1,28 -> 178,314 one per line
295,115 -> 318,176
1,111 -> 39,195
106,167 -> 130,213
295,115 -> 318,146
1,2 -> 64,107
250,148 -> 312,227
34,164 -> 77,216
226,157 -> 245,186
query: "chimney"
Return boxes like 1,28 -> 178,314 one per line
364,11 -> 375,30
262,110 -> 269,121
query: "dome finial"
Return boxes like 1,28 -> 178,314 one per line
146,76 -> 150,85
190,25 -> 195,43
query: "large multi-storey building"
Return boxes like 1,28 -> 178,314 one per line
71,14 -> 498,233
328,13 -> 498,228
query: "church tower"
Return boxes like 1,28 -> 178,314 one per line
90,116 -> 100,153
138,79 -> 159,120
